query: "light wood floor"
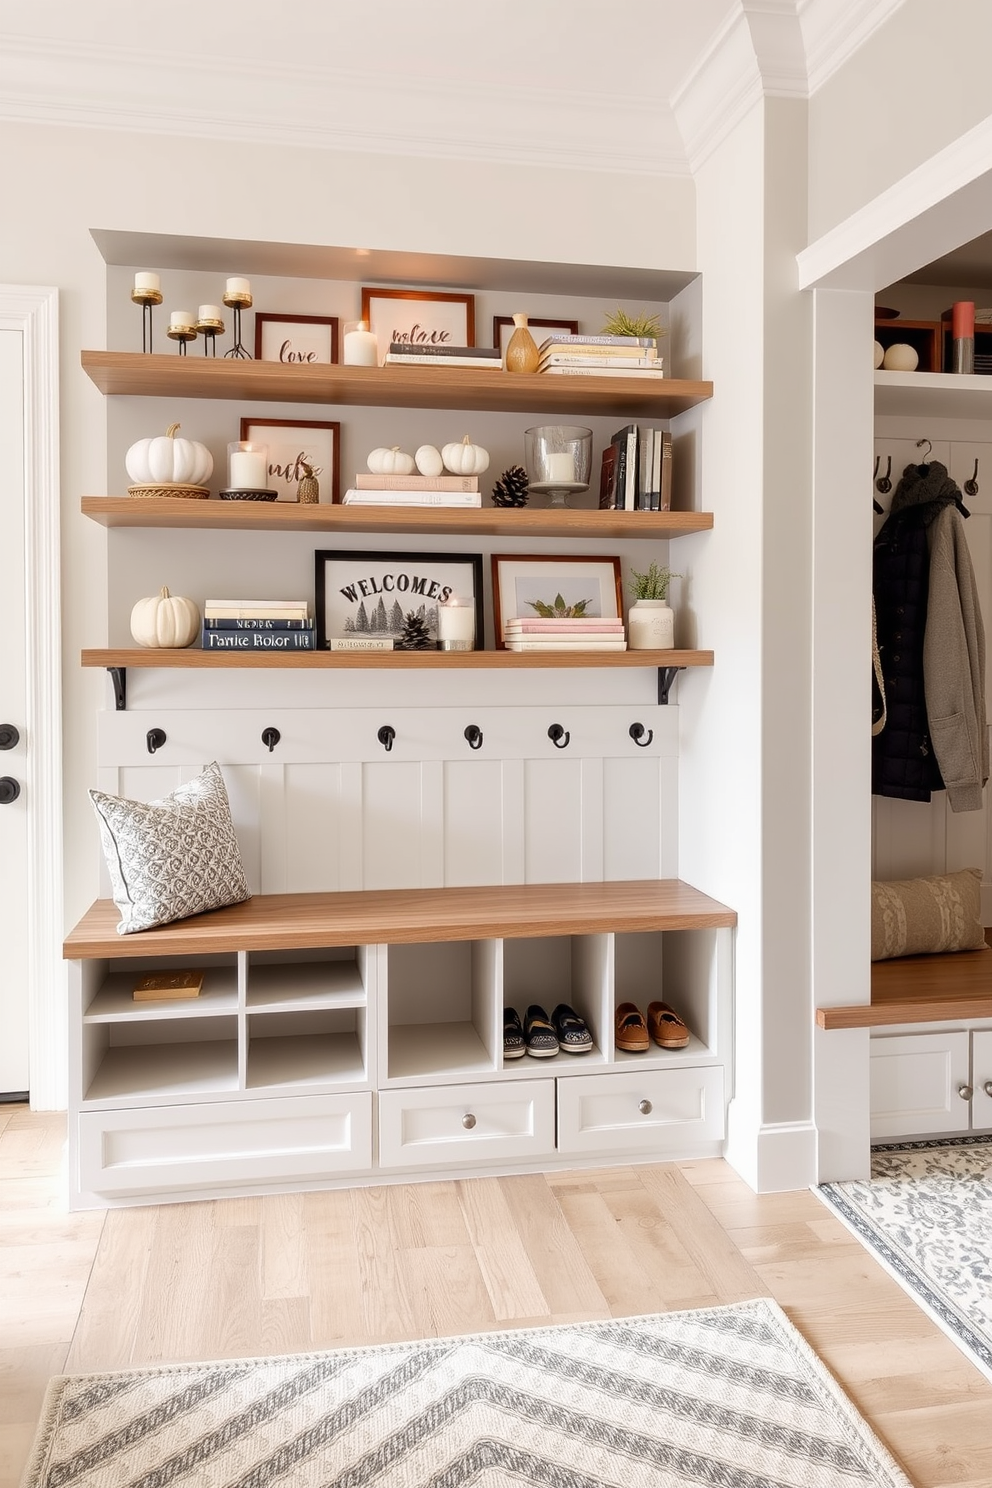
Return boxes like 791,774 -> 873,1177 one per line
3,1107 -> 991,1488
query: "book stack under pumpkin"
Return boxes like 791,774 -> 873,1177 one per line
201,598 -> 314,650
537,334 -> 664,378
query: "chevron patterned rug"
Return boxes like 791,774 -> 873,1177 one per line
819,1135 -> 992,1385
23,1299 -> 910,1488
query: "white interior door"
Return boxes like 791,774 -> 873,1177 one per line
0,327 -> 29,1093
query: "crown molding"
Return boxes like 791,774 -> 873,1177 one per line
798,0 -> 906,94
670,2 -> 807,173
0,34 -> 690,178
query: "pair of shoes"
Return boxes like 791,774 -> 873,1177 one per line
551,1003 -> 594,1054
523,1004 -> 559,1058
615,1000 -> 691,1052
504,1004 -> 594,1059
503,1007 -> 526,1059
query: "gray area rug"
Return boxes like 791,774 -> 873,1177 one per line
22,1298 -> 910,1488
820,1135 -> 992,1384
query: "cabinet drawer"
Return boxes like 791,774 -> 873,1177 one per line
557,1066 -> 725,1155
77,1093 -> 373,1197
870,1032 -> 970,1140
378,1080 -> 555,1169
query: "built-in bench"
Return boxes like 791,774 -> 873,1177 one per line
816,930 -> 992,1030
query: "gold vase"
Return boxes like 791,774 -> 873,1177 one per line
504,313 -> 540,374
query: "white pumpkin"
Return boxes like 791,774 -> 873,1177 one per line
125,423 -> 213,486
130,586 -> 201,649
415,444 -> 444,477
441,435 -> 490,476
367,446 -> 416,476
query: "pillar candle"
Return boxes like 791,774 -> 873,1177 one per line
198,304 -> 223,323
229,450 -> 268,489
170,310 -> 194,328
344,321 -> 379,366
134,271 -> 160,294
226,277 -> 251,296
546,451 -> 576,483
437,599 -> 475,649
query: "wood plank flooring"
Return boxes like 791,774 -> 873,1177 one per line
3,1107 -> 991,1488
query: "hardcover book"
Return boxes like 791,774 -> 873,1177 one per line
201,628 -> 315,650
387,343 -> 500,359
343,490 -> 482,507
328,637 -> 395,651
133,971 -> 203,1002
202,617 -> 312,630
354,474 -> 479,492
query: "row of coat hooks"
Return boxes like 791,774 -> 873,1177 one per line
144,722 -> 657,755
874,441 -> 980,512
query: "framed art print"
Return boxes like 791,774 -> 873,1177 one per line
254,314 -> 339,364
490,553 -> 623,648
361,288 -> 475,360
240,418 -> 340,503
315,549 -> 484,648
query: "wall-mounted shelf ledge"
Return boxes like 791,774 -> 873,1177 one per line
874,369 -> 992,418
84,647 -> 713,672
81,351 -> 713,419
81,497 -> 714,541
816,941 -> 992,1029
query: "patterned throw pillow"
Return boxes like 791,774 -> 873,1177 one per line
89,761 -> 251,934
870,868 -> 987,960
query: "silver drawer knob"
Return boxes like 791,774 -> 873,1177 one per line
984,1081 -> 992,1098
958,1084 -> 974,1102
462,1113 -> 477,1130
638,1099 -> 653,1116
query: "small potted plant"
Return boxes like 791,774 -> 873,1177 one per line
627,562 -> 680,650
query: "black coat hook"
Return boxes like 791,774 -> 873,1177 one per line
875,454 -> 892,494
629,722 -> 653,748
261,727 -> 280,752
377,725 -> 395,752
965,458 -> 980,497
547,723 -> 570,749
464,724 -> 483,751
146,728 -> 166,755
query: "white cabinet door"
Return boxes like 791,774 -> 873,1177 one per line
557,1066 -> 724,1156
870,1032 -> 971,1140
971,1030 -> 992,1130
378,1079 -> 555,1169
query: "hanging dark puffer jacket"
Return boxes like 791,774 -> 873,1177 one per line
872,462 -> 967,802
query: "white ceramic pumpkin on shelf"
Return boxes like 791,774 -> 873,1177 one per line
415,444 -> 444,477
441,435 -> 490,476
125,423 -> 213,486
129,586 -> 201,649
367,446 -> 416,476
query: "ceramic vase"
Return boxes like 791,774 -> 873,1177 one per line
504,313 -> 540,374
628,599 -> 674,650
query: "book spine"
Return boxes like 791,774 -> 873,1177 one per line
203,618 -> 312,630
538,354 -> 659,368
354,474 -> 479,491
612,433 -> 627,512
624,426 -> 638,512
328,637 -> 395,651
387,343 -> 500,359
343,490 -> 481,507
505,621 -> 625,632
203,610 -> 310,621
599,444 -> 618,510
201,629 -> 315,650
538,348 -> 659,362
538,334 -> 658,348
539,365 -> 665,377
385,356 -> 502,369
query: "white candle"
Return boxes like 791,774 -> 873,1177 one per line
438,599 -> 475,648
546,451 -> 576,483
343,321 -> 379,366
198,304 -> 223,322
134,271 -> 160,294
170,309 -> 194,327
226,276 -> 251,295
229,450 -> 268,489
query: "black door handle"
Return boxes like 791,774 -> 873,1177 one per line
0,776 -> 20,804
0,724 -> 19,751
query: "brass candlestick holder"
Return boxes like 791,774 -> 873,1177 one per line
131,286 -> 163,353
166,318 -> 197,356
223,288 -> 253,359
196,311 -> 225,357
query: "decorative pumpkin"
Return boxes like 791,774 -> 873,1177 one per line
367,446 -> 416,476
125,423 -> 213,486
441,435 -> 490,476
415,444 -> 444,477
129,586 -> 201,649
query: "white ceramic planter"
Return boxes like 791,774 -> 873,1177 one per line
628,599 -> 674,650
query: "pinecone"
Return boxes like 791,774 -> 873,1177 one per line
398,611 -> 434,650
491,464 -> 529,507
297,461 -> 320,504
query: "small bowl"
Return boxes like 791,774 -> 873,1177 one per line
218,489 -> 280,502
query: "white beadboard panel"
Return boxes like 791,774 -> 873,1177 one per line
443,761 -> 508,888
579,758 -> 605,882
361,763 -> 426,890
604,756 -> 664,881
524,758 -> 584,884
274,764 -> 346,894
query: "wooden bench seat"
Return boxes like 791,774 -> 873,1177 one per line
816,931 -> 992,1030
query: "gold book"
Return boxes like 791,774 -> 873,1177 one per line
133,971 -> 204,1001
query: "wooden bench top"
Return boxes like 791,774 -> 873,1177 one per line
63,879 -> 738,960
817,932 -> 992,1029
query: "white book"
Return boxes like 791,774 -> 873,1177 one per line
204,599 -> 309,610
385,354 -> 503,370
538,353 -> 660,368
540,365 -> 666,378
328,637 -> 394,651
342,490 -> 482,508
506,639 -> 628,651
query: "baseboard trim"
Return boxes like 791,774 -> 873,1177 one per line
725,1108 -> 819,1192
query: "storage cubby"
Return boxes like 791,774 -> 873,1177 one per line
613,928 -> 724,1066
501,934 -> 610,1071
83,952 -> 238,1020
81,1013 -> 239,1105
382,939 -> 500,1084
245,1008 -> 368,1090
245,946 -> 369,1011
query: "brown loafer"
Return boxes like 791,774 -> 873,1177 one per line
615,1002 -> 650,1053
647,1001 -> 690,1048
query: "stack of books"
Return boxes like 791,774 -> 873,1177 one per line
343,474 -> 482,509
537,334 -> 664,378
384,343 -> 502,371
600,426 -> 672,511
504,617 -> 626,652
202,599 -> 314,650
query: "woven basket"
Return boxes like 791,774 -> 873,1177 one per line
127,483 -> 211,500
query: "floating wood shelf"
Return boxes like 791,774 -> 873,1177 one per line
81,351 -> 713,419
80,497 -> 714,540
82,646 -> 713,672
64,879 -> 738,960
874,369 -> 992,418
816,939 -> 992,1029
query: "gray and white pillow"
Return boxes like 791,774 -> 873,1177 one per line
89,761 -> 251,934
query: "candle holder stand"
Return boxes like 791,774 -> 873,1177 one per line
524,425 -> 593,510
223,291 -> 253,359
131,288 -> 162,354
166,323 -> 197,356
196,314 -> 224,357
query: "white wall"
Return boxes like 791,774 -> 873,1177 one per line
0,118 -> 696,933
808,0 -> 992,240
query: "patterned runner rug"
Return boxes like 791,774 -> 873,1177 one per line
22,1298 -> 910,1488
819,1135 -> 992,1384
